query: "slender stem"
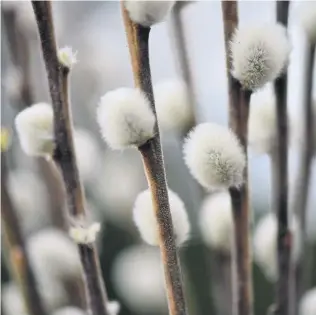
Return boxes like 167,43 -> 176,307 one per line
31,2 -> 109,315
270,151 -> 279,213
274,2 -> 291,315
291,43 -> 315,315
2,4 -> 67,231
121,4 -> 187,315
1,153 -> 48,315
222,2 -> 253,315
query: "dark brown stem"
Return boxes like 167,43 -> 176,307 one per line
273,2 -> 291,315
291,43 -> 315,315
2,4 -> 67,231
1,153 -> 48,315
31,2 -> 109,315
121,4 -> 187,315
222,2 -> 253,315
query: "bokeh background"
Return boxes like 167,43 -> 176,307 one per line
1,1 -> 316,315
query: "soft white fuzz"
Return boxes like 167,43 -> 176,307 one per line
74,128 -> 101,182
7,169 -> 49,234
53,307 -> 86,315
97,88 -> 155,149
300,3 -> 316,43
15,103 -> 54,157
231,23 -> 290,90
107,301 -> 121,315
248,88 -> 278,155
112,245 -> 167,313
253,213 -> 301,281
58,46 -> 78,69
183,123 -> 246,190
27,228 -> 81,280
69,222 -> 101,245
133,189 -> 190,246
124,0 -> 175,27
199,191 -> 233,253
154,79 -> 194,133
299,288 -> 316,315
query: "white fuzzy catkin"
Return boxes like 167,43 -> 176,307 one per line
97,88 -> 155,149
231,23 -> 290,90
52,307 -> 86,315
133,189 -> 190,246
253,213 -> 301,281
27,228 -> 81,280
58,46 -> 78,69
154,79 -> 194,133
112,245 -> 167,314
74,128 -> 101,183
299,288 -> 316,315
69,222 -> 101,244
124,0 -> 175,27
7,169 -> 49,234
248,87 -> 278,155
183,123 -> 246,190
15,103 -> 54,157
107,301 -> 121,315
300,3 -> 316,43
199,191 -> 233,253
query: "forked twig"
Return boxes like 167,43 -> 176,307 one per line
221,2 -> 253,315
31,2 -> 109,314
121,4 -> 187,315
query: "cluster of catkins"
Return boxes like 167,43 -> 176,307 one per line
13,1 -> 316,315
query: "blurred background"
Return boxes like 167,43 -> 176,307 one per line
1,1 -> 316,315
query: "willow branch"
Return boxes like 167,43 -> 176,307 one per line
1,153 -> 48,315
273,2 -> 291,315
2,5 -> 67,231
291,40 -> 316,315
31,2 -> 109,315
121,4 -> 187,315
222,2 -> 253,315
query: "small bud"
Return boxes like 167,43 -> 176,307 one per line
199,191 -> 233,253
183,123 -> 246,190
53,307 -> 86,315
69,222 -> 101,245
15,103 -> 54,157
124,0 -> 175,27
58,46 -> 78,69
248,87 -> 278,155
107,301 -> 121,315
133,189 -> 190,246
300,3 -> 316,43
1,127 -> 11,152
230,23 -> 290,90
299,288 -> 316,315
154,79 -> 194,133
97,88 -> 155,149
253,213 -> 301,281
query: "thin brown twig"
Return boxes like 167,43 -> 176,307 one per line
291,41 -> 315,315
273,2 -> 291,315
31,2 -> 109,315
221,2 -> 253,315
1,152 -> 48,315
121,4 -> 187,315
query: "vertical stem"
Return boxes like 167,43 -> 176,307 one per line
270,152 -> 279,214
31,2 -> 109,315
1,153 -> 48,315
121,4 -> 187,315
222,2 -> 253,315
291,43 -> 315,315
274,2 -> 291,315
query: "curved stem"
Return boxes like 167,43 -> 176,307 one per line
31,2 -> 109,315
121,4 -> 187,315
1,153 -> 48,315
221,2 -> 253,315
